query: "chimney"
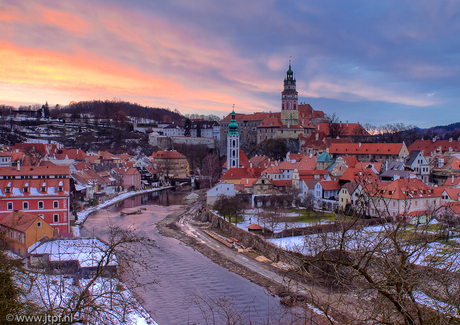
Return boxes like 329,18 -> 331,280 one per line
309,153 -> 313,158
449,138 -> 453,142
13,210 -> 19,223
17,161 -> 21,171
346,120 -> 348,127
317,125 -> 320,131
315,133 -> 319,141
359,142 -> 362,147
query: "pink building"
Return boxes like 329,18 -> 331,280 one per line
368,178 -> 442,219
0,165 -> 71,235
116,167 -> 142,190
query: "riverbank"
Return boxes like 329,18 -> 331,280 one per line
75,186 -> 174,225
156,202 -> 285,297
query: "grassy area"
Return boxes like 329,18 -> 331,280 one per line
288,208 -> 336,222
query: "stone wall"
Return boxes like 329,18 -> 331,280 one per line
207,210 -> 303,266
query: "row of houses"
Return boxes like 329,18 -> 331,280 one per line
207,139 -> 460,223
0,143 -> 190,255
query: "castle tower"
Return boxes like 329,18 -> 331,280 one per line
281,60 -> 299,125
227,110 -> 240,169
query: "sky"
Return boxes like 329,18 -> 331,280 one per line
1,0 -> 459,128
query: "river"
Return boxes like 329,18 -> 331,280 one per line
80,188 -> 294,324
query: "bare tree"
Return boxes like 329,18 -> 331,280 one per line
2,226 -> 158,324
201,154 -> 221,188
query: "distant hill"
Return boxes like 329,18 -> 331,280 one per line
423,122 -> 460,140
62,100 -> 185,125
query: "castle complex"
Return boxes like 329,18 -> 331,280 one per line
220,62 -> 330,153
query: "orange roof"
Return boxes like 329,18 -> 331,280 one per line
354,162 -> 382,172
240,178 -> 257,187
262,165 -> 281,174
257,115 -> 282,128
247,223 -> 263,230
378,178 -> 441,200
248,155 -> 269,166
296,156 -> 317,171
342,156 -> 358,168
443,176 -> 460,186
220,168 -> 257,180
340,168 -> 379,183
0,165 -> 69,177
319,180 -> 341,191
278,160 -> 299,170
299,118 -> 315,128
329,143 -> 404,155
0,211 -> 45,232
408,139 -> 460,155
221,112 -> 274,122
444,188 -> 460,200
115,167 -> 140,175
151,150 -> 187,159
439,201 -> 460,214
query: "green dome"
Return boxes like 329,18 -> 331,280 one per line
228,110 -> 239,136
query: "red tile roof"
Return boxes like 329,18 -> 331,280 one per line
354,162 -> 382,172
329,143 -> 405,155
0,211 -> 46,232
319,180 -> 341,191
257,115 -> 283,128
221,112 -> 274,122
408,139 -> 460,155
0,165 -> 70,177
378,178 -> 441,200
220,168 -> 257,180
247,223 -> 263,230
151,150 -> 187,159
240,178 -> 258,187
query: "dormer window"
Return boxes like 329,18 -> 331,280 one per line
41,187 -> 46,192
5,187 -> 10,193
57,186 -> 63,192
23,187 -> 29,193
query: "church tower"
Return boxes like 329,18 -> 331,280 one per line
281,60 -> 299,125
227,110 -> 240,169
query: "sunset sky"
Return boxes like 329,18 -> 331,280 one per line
1,1 -> 459,127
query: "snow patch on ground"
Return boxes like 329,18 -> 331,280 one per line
76,187 -> 173,225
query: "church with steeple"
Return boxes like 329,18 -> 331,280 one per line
226,110 -> 240,169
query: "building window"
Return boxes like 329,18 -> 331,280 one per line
23,202 -> 29,209
38,201 -> 44,209
7,202 -> 13,210
37,222 -> 41,227
53,214 -> 59,223
53,201 -> 59,209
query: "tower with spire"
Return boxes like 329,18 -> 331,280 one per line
281,60 -> 299,126
227,109 -> 240,169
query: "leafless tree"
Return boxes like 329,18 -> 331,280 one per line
3,226 -> 158,325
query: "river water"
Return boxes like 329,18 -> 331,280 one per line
81,188 -> 295,324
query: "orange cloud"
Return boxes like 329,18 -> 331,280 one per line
39,7 -> 92,37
